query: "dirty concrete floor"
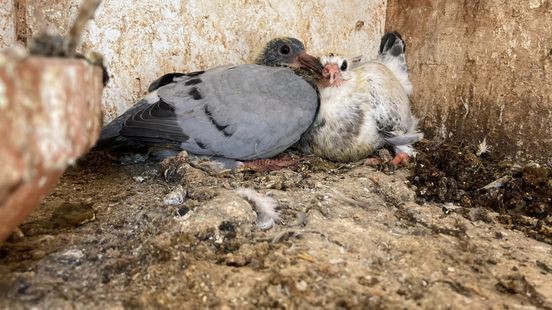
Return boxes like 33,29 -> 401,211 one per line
0,151 -> 551,309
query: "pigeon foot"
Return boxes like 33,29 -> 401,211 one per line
240,154 -> 299,172
363,157 -> 384,166
391,151 -> 410,165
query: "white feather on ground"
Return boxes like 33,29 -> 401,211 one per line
235,188 -> 280,230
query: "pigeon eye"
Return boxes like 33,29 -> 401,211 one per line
340,60 -> 348,71
279,45 -> 291,55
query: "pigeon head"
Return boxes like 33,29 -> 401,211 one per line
319,53 -> 352,88
255,38 -> 323,73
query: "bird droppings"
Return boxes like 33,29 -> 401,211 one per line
0,151 -> 550,308
163,185 -> 187,206
410,140 -> 552,245
58,249 -> 85,264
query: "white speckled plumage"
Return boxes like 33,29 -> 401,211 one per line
297,32 -> 422,163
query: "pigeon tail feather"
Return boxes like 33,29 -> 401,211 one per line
93,99 -> 154,151
378,31 -> 413,95
383,115 -> 423,156
385,133 -> 424,147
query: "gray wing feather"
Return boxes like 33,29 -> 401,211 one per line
158,64 -> 318,160
118,99 -> 187,145
95,100 -> 152,149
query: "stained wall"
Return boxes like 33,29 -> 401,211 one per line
5,1 -> 547,161
1,0 -> 387,121
0,0 -> 15,48
387,0 -> 552,162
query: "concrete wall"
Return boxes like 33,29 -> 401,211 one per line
1,0 -> 387,121
387,0 -> 552,162
0,0 -> 15,48
3,1 -> 551,162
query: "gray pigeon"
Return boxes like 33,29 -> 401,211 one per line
296,31 -> 422,165
96,38 -> 322,162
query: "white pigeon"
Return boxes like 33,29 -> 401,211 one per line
296,31 -> 422,165
95,38 -> 323,167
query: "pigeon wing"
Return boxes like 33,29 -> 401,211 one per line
156,64 -> 319,160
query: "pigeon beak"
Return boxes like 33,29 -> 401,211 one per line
322,63 -> 340,86
295,52 -> 323,73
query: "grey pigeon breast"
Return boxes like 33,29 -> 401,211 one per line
154,64 -> 318,160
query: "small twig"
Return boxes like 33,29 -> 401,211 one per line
65,0 -> 102,57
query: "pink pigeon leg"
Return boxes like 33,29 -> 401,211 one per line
363,157 -> 384,166
391,151 -> 410,166
241,154 -> 300,172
